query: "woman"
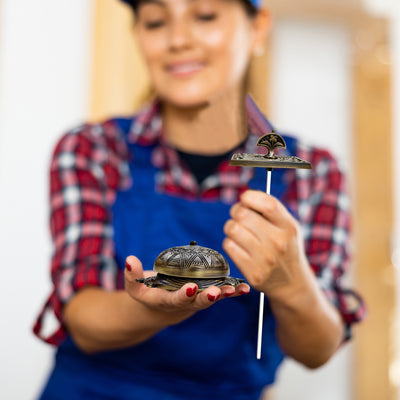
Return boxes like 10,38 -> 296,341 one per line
34,0 -> 365,399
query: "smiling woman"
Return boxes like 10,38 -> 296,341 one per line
33,0 -> 365,399
134,0 -> 261,109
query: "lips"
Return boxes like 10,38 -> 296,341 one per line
165,61 -> 205,77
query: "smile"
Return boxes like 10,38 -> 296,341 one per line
165,61 -> 205,77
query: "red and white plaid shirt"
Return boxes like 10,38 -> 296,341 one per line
33,97 -> 365,345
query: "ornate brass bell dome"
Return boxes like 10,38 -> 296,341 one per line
136,241 -> 245,291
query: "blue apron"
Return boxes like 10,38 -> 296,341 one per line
39,120 -> 297,400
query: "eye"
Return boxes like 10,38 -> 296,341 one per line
145,19 -> 165,29
196,13 -> 217,22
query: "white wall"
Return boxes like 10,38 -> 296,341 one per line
270,19 -> 353,168
269,20 -> 354,400
0,1 -> 93,399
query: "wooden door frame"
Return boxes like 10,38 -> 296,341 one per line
351,16 -> 396,400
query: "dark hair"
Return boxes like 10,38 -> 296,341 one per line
124,0 -> 258,18
238,0 -> 258,17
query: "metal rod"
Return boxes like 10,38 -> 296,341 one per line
266,169 -> 272,194
257,292 -> 265,359
257,168 -> 272,360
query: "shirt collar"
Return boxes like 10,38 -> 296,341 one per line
128,101 -> 162,145
128,95 -> 277,153
126,95 -> 292,199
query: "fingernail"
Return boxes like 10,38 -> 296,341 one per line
224,292 -> 234,298
186,287 -> 197,297
125,260 -> 132,272
208,294 -> 220,302
240,290 -> 249,295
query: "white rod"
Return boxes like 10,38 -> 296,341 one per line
257,169 -> 272,360
257,292 -> 265,359
266,169 -> 272,195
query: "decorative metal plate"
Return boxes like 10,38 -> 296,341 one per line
230,153 -> 312,169
229,131 -> 312,170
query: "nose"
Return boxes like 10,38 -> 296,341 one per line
167,18 -> 192,51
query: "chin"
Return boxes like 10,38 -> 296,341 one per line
160,86 -> 237,110
160,93 -> 211,110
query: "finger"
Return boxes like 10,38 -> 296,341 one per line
164,283 -> 199,309
124,255 -> 145,286
222,237 -> 254,281
193,286 -> 222,309
236,282 -> 251,295
239,190 -> 290,227
220,283 -> 250,298
124,256 -> 167,303
125,257 -> 199,306
124,255 -> 161,303
125,256 -> 156,291
220,285 -> 236,298
230,203 -> 276,242
224,218 -> 261,253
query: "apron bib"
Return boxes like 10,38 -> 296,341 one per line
43,129 -> 298,400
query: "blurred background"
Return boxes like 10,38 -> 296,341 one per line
0,0 -> 399,399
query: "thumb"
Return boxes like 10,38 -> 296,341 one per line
125,255 -> 157,303
124,255 -> 145,285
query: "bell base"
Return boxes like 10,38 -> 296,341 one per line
136,273 -> 245,292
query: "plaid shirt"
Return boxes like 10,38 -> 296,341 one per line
33,97 -> 365,345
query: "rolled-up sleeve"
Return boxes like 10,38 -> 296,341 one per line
292,144 -> 366,340
33,120 -> 131,345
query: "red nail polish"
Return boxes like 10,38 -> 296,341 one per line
208,294 -> 220,302
125,260 -> 132,272
224,292 -> 234,298
240,290 -> 249,295
186,287 -> 196,297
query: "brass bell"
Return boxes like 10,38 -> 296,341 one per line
136,241 -> 245,291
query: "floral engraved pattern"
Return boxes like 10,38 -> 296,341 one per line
256,131 -> 286,156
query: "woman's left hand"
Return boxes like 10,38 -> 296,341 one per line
224,189 -> 345,367
223,189 -> 315,304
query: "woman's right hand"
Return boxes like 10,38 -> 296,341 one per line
63,255 -> 250,354
124,255 -> 250,326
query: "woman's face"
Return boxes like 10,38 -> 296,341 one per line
135,0 -> 265,108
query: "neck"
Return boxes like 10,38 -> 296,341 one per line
162,90 -> 248,155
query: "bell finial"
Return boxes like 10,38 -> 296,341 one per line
256,130 -> 287,157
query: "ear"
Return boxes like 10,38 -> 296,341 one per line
250,8 -> 271,57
